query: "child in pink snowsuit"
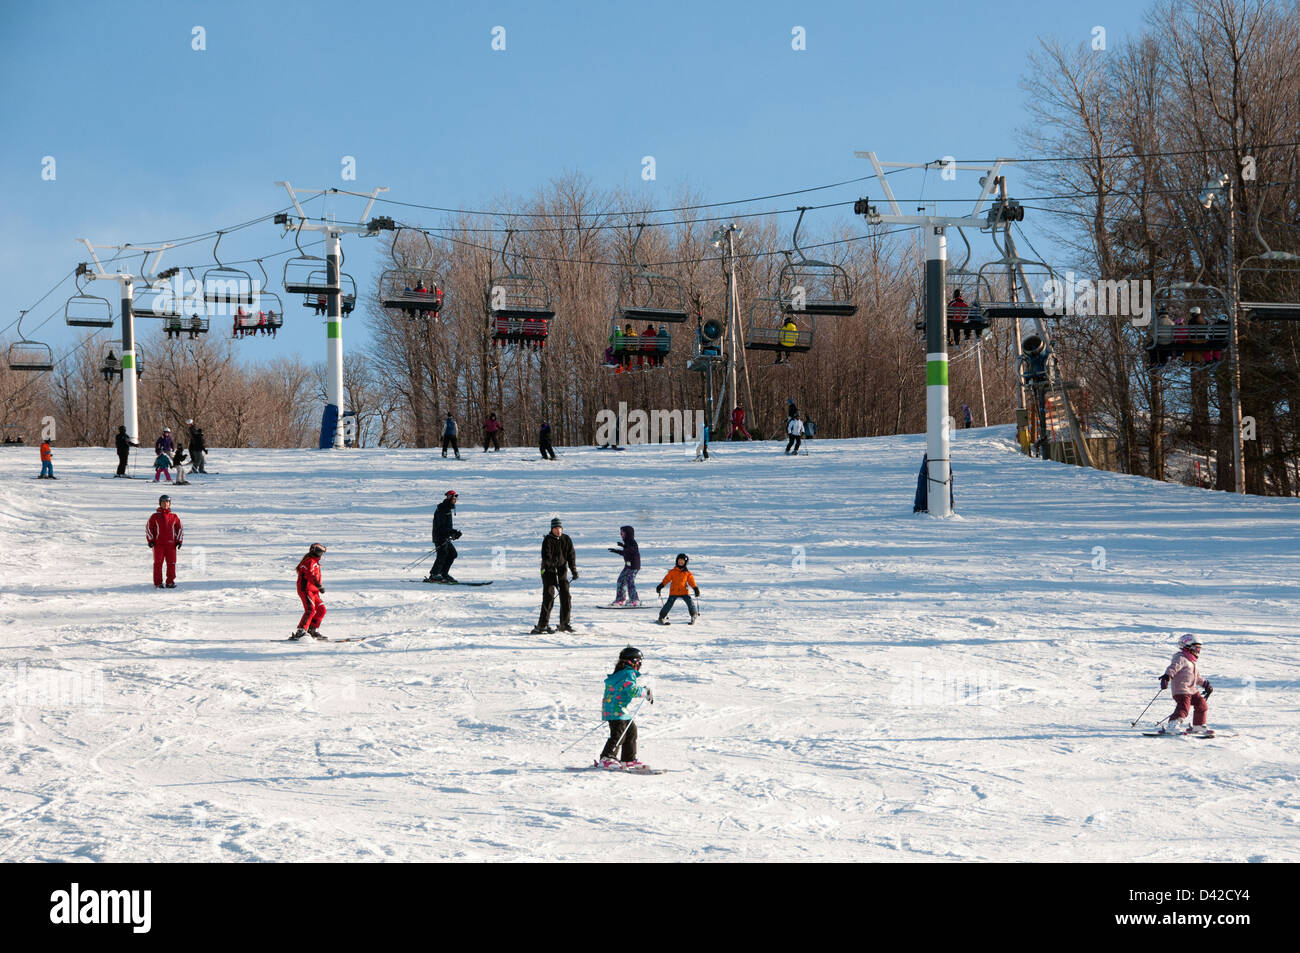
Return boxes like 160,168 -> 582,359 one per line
1159,634 -> 1213,735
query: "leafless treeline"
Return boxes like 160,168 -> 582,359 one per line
365,176 -> 1020,449
1022,0 -> 1300,494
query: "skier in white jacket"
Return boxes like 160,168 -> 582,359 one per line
785,414 -> 805,455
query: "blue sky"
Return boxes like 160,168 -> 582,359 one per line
0,0 -> 1148,360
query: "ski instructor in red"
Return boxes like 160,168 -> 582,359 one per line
291,543 -> 329,641
146,494 -> 183,588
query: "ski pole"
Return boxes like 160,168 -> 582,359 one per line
403,548 -> 437,571
1130,687 -> 1165,727
560,719 -> 603,754
608,697 -> 646,755
561,697 -> 646,756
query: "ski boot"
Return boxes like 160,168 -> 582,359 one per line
610,599 -> 625,607
440,574 -> 458,584
1158,720 -> 1186,736
289,628 -> 308,641
530,625 -> 556,635
657,617 -> 670,625
689,613 -> 698,625
423,574 -> 443,583
308,628 -> 327,641
1189,725 -> 1215,737
558,623 -> 576,633
597,757 -> 621,769
626,599 -> 639,607
165,582 -> 176,589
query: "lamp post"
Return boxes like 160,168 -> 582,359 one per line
1200,173 -> 1244,494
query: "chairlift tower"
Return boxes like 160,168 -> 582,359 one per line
274,183 -> 389,449
76,240 -> 174,445
852,154 -> 1014,517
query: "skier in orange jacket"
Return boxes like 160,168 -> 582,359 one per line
655,553 -> 700,625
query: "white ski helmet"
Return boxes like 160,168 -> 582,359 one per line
1177,633 -> 1203,651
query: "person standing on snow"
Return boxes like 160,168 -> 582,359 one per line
655,552 -> 700,625
146,494 -> 183,589
291,543 -> 329,640
533,517 -> 577,634
187,420 -> 207,473
1157,634 -> 1214,736
114,425 -> 136,477
597,646 -> 654,767
441,413 -> 461,459
785,413 -> 805,455
539,421 -> 557,460
155,427 -> 175,459
484,413 -> 503,452
608,524 -> 641,606
38,438 -> 55,479
728,406 -> 752,440
426,490 -> 463,583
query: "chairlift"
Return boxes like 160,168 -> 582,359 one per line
973,255 -> 1059,321
604,317 -> 670,371
131,282 -> 180,321
65,278 -> 115,328
1238,251 -> 1300,322
282,220 -> 332,295
304,271 -> 356,315
381,228 -> 445,317
489,230 -> 555,340
1146,282 -> 1231,371
929,230 -> 988,344
232,263 -> 284,338
7,312 -> 53,372
744,297 -> 814,356
203,232 -> 255,307
777,208 -> 857,317
101,343 -> 145,380
616,224 -> 688,323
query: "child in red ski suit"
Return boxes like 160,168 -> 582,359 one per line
1159,634 -> 1213,735
292,544 -> 328,640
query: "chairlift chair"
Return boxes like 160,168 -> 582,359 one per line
381,228 -> 445,317
65,290 -> 115,328
1147,282 -> 1231,371
973,256 -> 1058,320
489,230 -> 555,346
304,271 -> 356,315
203,234 -> 255,308
929,231 -> 987,343
8,341 -> 54,373
232,275 -> 285,339
605,317 -> 670,370
616,224 -> 688,324
744,297 -> 814,354
9,310 -> 54,372
777,209 -> 857,317
131,283 -> 180,321
1238,252 -> 1300,322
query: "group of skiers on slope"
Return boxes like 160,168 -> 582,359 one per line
723,402 -> 815,455
34,419 -> 209,481
438,412 -> 556,460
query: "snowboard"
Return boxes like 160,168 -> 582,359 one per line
598,603 -> 656,610
412,578 -> 493,586
566,761 -> 668,775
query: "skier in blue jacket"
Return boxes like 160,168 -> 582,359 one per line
599,646 -> 653,766
441,413 -> 461,459
607,524 -> 641,606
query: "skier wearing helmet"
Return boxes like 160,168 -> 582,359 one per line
146,494 -> 183,589
598,646 -> 654,767
426,490 -> 463,583
291,543 -> 329,640
1157,634 -> 1214,736
655,553 -> 700,625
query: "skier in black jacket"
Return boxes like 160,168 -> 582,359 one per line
114,425 -> 135,477
426,490 -> 462,582
189,425 -> 207,473
533,517 -> 577,633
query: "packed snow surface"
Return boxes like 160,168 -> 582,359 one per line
1,428 -> 1297,862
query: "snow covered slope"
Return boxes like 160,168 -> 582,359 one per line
1,429 -> 1296,862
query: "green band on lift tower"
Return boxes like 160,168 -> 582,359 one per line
926,359 -> 948,387
327,322 -> 341,339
